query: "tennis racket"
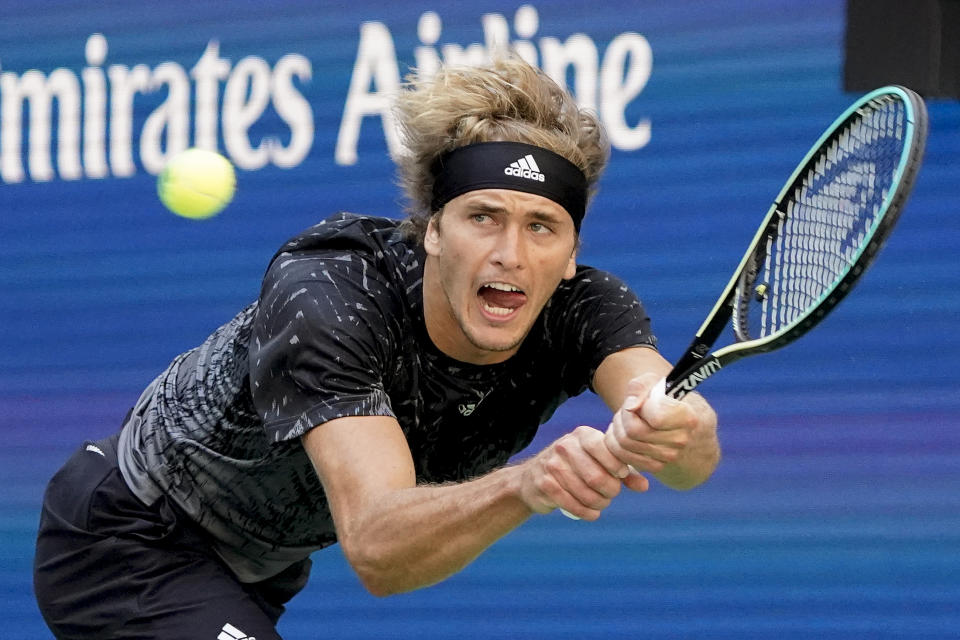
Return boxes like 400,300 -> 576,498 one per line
663,85 -> 928,400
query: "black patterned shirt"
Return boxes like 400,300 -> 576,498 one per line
118,213 -> 657,582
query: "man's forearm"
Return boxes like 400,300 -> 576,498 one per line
336,465 -> 532,596
309,416 -> 636,596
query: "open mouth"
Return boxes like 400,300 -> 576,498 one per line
478,282 -> 527,317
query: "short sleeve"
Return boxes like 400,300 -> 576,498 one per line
542,266 -> 658,396
249,250 -> 401,443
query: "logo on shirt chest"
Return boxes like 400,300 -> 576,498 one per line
458,389 -> 493,416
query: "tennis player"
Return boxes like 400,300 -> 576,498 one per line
34,58 -> 719,639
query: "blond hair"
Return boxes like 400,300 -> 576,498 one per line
393,57 -> 609,241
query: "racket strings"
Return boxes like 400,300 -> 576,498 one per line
743,97 -> 908,339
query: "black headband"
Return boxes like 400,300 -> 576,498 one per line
430,141 -> 588,232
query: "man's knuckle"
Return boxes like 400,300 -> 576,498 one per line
543,457 -> 564,475
583,469 -> 607,487
622,421 -> 644,440
605,438 -> 624,458
590,495 -> 612,511
538,476 -> 561,497
603,481 -> 622,500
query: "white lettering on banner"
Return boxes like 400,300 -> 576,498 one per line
270,54 -> 313,169
335,21 -> 402,167
191,42 -> 232,156
141,62 -> 191,175
81,34 -> 109,178
0,33 -> 314,184
336,4 -> 653,165
224,56 -> 275,170
0,5 -> 650,183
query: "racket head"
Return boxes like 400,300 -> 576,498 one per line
729,86 -> 927,352
665,86 -> 928,397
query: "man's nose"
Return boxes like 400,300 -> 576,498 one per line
491,225 -> 526,270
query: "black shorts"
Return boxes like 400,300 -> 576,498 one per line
34,432 -> 312,640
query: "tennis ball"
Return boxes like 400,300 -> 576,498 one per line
157,148 -> 236,219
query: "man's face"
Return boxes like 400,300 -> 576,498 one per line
422,188 -> 578,365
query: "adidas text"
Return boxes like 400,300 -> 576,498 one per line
505,154 -> 545,182
504,166 -> 545,182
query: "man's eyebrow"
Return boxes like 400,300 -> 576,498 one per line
528,209 -> 565,224
465,201 -> 508,214
467,201 -> 565,223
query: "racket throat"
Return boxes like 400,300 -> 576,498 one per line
666,351 -> 723,398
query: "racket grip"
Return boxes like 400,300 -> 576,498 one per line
643,376 -> 669,413
560,508 -> 580,520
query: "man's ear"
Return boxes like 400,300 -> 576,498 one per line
424,214 -> 442,257
562,247 -> 577,280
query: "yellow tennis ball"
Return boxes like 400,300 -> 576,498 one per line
157,148 -> 236,219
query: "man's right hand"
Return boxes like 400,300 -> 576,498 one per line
518,425 -> 649,521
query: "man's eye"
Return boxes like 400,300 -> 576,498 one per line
530,222 -> 552,234
472,214 -> 491,223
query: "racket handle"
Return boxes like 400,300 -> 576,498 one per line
646,376 -> 669,407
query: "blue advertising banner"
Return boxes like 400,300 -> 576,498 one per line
2,1 -> 958,637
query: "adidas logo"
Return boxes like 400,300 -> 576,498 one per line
218,623 -> 256,640
504,154 -> 545,182
458,389 -> 492,416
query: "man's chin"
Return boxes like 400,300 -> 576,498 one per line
463,327 -> 526,358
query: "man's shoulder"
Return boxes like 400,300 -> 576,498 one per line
261,212 -> 421,287
274,212 -> 410,261
554,264 -> 630,298
542,264 -> 648,337
258,213 -> 422,313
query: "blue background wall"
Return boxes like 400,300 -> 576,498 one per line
2,1 -> 958,638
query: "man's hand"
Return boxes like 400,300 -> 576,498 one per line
604,373 -> 719,489
518,426 -> 649,521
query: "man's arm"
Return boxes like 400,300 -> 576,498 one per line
593,346 -> 720,490
302,415 -> 644,596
